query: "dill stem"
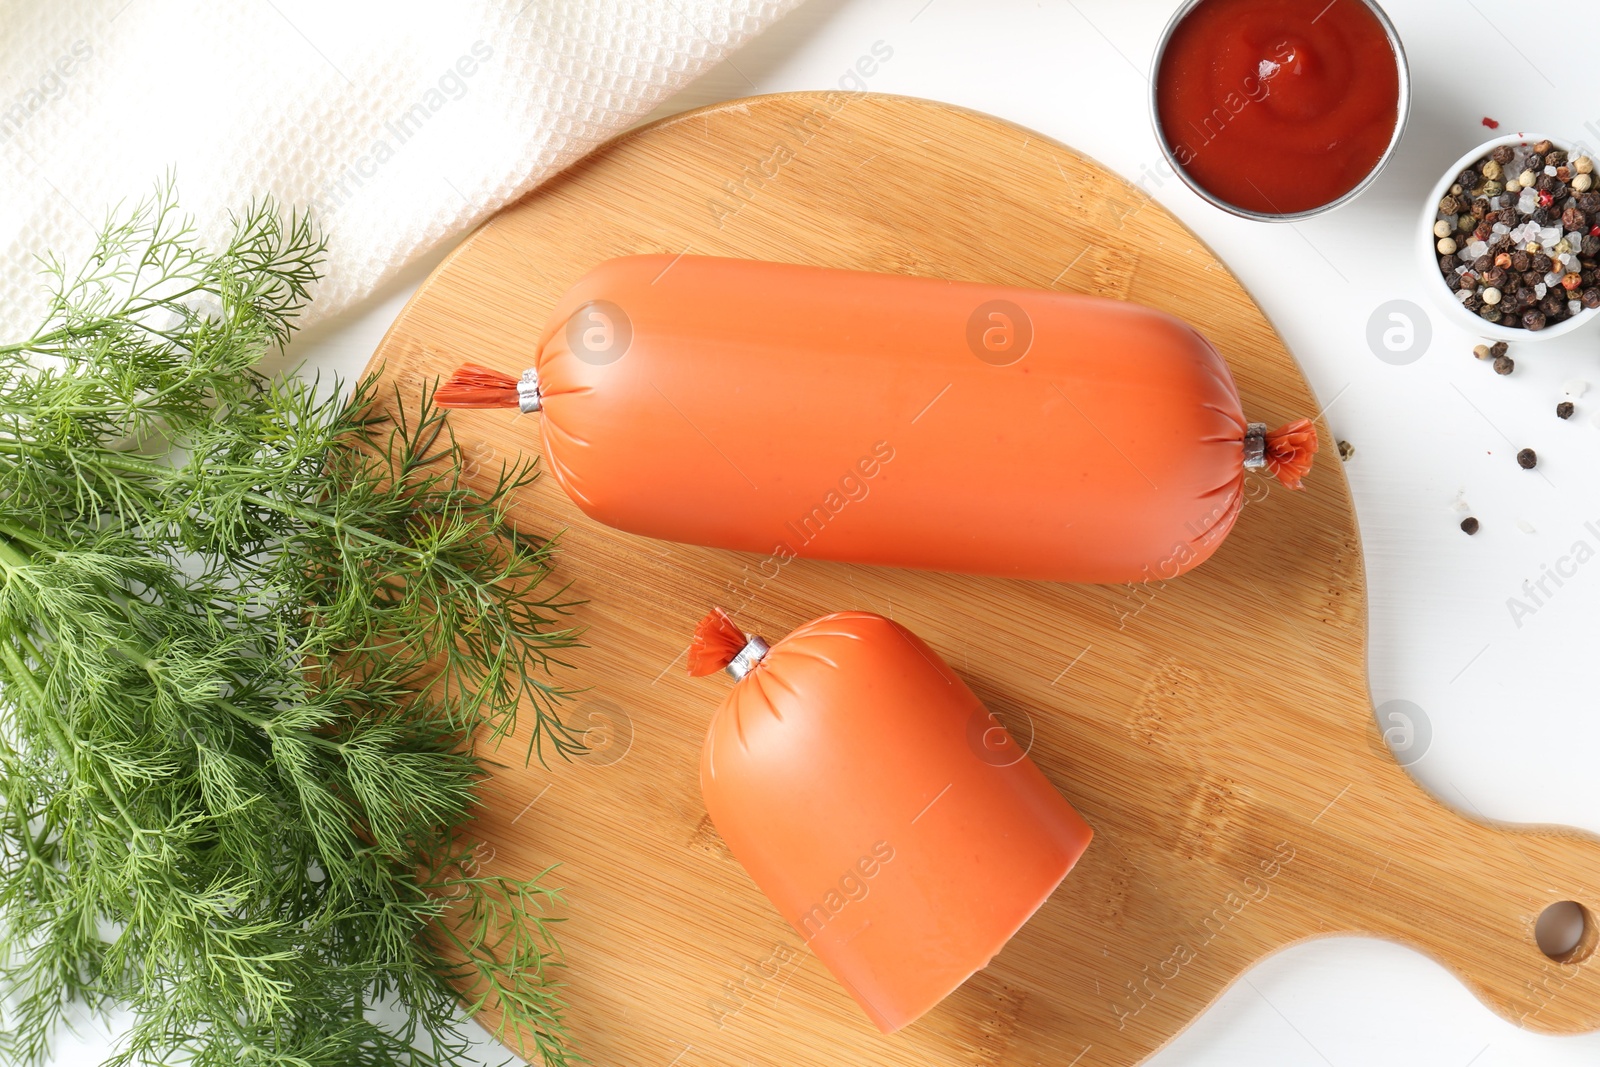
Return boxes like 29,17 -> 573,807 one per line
85,448 -> 489,584
0,629 -> 145,839
0,439 -> 483,583
0,282 -> 215,357
105,642 -> 349,757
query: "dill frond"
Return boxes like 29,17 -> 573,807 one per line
0,178 -> 581,1065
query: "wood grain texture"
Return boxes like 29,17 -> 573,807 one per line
363,93 -> 1600,1066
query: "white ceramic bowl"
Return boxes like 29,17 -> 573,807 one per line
1418,132 -> 1600,342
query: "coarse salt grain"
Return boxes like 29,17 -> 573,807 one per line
1571,299 -> 1583,314
1469,240 -> 1489,257
1546,165 -> 1558,176
1536,283 -> 1548,298
1457,289 -> 1473,303
1493,223 -> 1510,234
1517,518 -> 1537,534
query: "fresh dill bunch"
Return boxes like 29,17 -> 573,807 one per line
0,178 -> 584,1066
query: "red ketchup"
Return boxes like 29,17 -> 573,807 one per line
1156,0 -> 1400,215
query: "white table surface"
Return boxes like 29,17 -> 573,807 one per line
43,1 -> 1600,1065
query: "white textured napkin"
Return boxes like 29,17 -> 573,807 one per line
0,0 -> 801,339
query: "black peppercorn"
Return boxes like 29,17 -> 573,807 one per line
1547,149 -> 1568,167
1473,254 -> 1494,272
1471,198 -> 1490,220
1532,206 -> 1556,226
1439,254 -> 1458,273
1579,191 -> 1600,214
1517,447 -> 1538,469
1512,250 -> 1532,271
1558,401 -> 1575,419
1489,341 -> 1508,359
1464,292 -> 1484,311
1459,167 -> 1481,188
1541,293 -> 1566,316
1523,309 -> 1548,331
1446,272 -> 1463,291
1583,288 -> 1600,309
1583,235 -> 1600,258
1480,306 -> 1504,323
1517,287 -> 1539,308
1563,206 -> 1587,231
1490,235 -> 1514,254
1494,353 -> 1516,373
1460,516 -> 1480,535
1532,253 -> 1554,273
1492,145 -> 1515,165
1484,266 -> 1509,289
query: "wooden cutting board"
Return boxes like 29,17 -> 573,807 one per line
363,92 -> 1600,1066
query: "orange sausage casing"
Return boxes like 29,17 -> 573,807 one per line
693,609 -> 1093,1032
445,254 -> 1315,583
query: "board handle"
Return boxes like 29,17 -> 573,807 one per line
1327,756 -> 1600,1035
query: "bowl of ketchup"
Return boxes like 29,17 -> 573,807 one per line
1151,0 -> 1410,221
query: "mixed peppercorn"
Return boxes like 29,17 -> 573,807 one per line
1472,340 -> 1514,374
1432,139 -> 1600,330
1450,339 -> 1579,534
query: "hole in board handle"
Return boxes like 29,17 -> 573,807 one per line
1536,901 -> 1597,964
